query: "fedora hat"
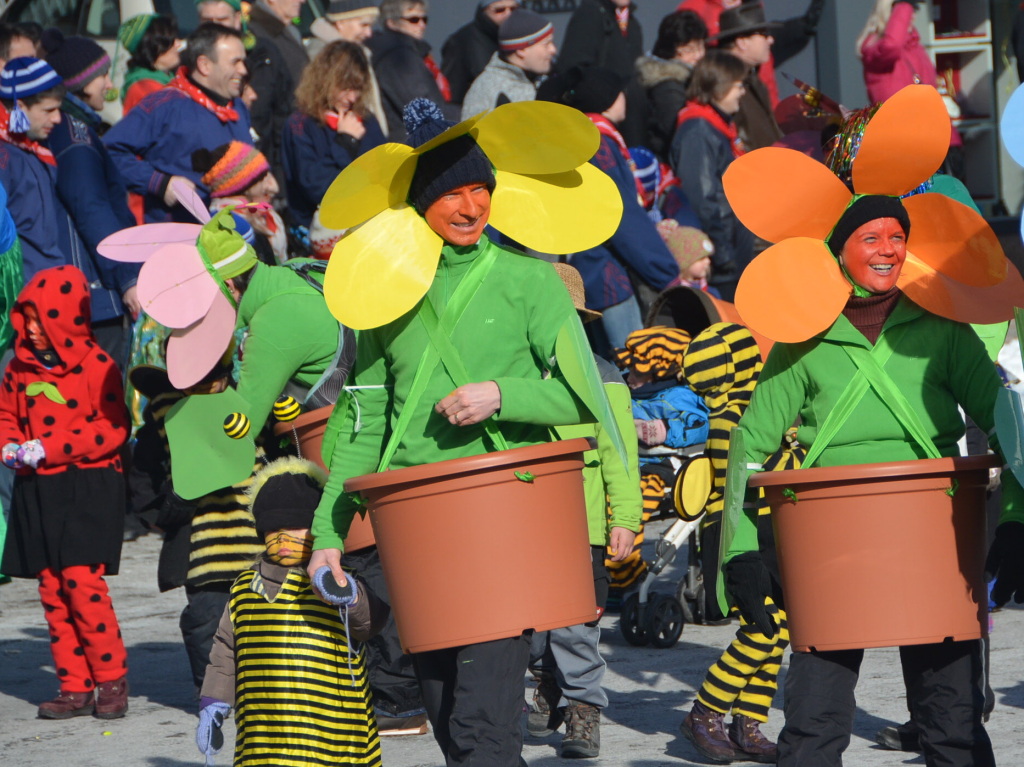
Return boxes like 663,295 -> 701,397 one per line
714,1 -> 780,42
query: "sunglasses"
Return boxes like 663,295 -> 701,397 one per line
401,14 -> 428,24
490,5 -> 518,12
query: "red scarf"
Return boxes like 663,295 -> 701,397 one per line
587,113 -> 646,204
676,101 -> 746,158
168,67 -> 239,123
424,54 -> 452,103
615,7 -> 629,35
0,101 -> 56,166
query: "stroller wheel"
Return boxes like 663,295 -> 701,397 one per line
620,594 -> 650,646
646,594 -> 684,648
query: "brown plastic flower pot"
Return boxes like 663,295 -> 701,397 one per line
273,406 -> 375,553
345,438 -> 598,653
749,454 -> 998,652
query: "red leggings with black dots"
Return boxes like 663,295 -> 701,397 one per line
38,565 -> 127,693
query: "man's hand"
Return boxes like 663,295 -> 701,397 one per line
307,548 -> 345,604
163,175 -> 195,207
122,286 -> 142,321
436,381 -> 501,426
608,526 -> 635,562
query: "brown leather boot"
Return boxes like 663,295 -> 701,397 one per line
94,677 -> 129,719
728,714 -> 777,764
680,701 -> 737,763
37,690 -> 94,719
562,700 -> 600,758
527,673 -> 564,737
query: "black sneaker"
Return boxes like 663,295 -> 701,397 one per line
874,720 -> 921,752
376,712 -> 428,736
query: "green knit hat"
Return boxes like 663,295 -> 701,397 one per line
118,14 -> 158,54
194,0 -> 242,9
196,209 -> 258,305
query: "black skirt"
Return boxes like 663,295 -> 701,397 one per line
1,467 -> 125,578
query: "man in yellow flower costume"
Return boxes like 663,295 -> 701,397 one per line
718,85 -> 1024,767
307,98 -> 624,767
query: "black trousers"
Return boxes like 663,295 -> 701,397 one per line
413,632 -> 532,767
179,584 -> 231,690
779,640 -> 994,767
344,545 -> 425,716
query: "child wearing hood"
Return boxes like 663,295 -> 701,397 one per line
0,265 -> 131,720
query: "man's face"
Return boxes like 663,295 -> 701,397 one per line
424,183 -> 492,247
483,1 -> 518,26
512,33 -> 556,75
197,1 -> 243,29
387,4 -> 428,40
20,96 -> 61,141
196,36 -> 247,100
334,15 -> 375,43
9,35 -> 36,60
733,31 -> 773,67
266,0 -> 305,24
839,217 -> 907,294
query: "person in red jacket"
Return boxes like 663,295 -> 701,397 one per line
0,265 -> 131,721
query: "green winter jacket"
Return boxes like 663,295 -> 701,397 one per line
727,296 -> 1024,558
234,261 -> 339,432
555,357 -> 643,545
312,237 -> 593,552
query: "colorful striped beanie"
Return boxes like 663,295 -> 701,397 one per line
118,14 -> 159,55
0,57 -> 63,132
197,141 -> 271,198
498,9 -> 553,52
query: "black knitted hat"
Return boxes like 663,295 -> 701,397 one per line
41,28 -> 110,92
404,98 -> 495,215
826,195 -> 911,258
536,65 -> 624,115
248,457 -> 327,537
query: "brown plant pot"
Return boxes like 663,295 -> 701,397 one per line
273,406 -> 375,553
749,454 -> 997,652
345,438 -> 597,653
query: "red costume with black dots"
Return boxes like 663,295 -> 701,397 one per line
0,266 -> 129,698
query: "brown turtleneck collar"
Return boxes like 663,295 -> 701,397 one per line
840,286 -> 902,345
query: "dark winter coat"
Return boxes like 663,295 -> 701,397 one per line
670,111 -> 752,300
569,135 -> 680,312
367,28 -> 452,142
636,54 -> 694,161
48,97 -> 140,321
247,3 -> 309,89
734,67 -> 782,152
441,6 -> 501,105
280,111 -> 387,228
246,35 -> 297,181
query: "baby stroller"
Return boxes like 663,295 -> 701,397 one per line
617,286 -> 768,648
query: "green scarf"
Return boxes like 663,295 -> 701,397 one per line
121,67 -> 174,102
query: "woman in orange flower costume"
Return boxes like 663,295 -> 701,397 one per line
717,85 -> 1024,767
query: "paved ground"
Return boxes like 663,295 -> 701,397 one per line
2,520 -> 1023,766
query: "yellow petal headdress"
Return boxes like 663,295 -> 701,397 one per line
722,85 -> 1020,344
317,100 -> 625,330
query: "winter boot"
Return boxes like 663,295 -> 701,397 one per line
94,676 -> 129,719
874,720 -> 922,752
528,673 -> 564,737
680,700 -> 737,763
728,714 -> 777,763
37,690 -> 94,719
562,700 -> 601,758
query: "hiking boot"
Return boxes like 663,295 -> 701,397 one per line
874,720 -> 921,752
562,700 -> 600,758
528,673 -> 564,737
376,712 -> 428,736
38,690 -> 94,719
728,714 -> 777,763
680,700 -> 737,763
94,677 -> 129,719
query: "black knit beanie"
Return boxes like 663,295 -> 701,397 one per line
248,457 -> 327,537
536,65 -> 625,115
42,29 -> 110,93
826,195 -> 911,258
404,98 -> 495,215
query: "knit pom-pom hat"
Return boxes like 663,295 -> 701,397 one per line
42,29 -> 110,93
194,141 -> 271,198
404,98 -> 495,215
0,57 -> 63,133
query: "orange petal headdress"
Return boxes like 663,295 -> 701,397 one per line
722,85 -> 1020,344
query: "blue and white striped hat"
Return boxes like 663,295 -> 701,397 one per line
1,57 -> 63,133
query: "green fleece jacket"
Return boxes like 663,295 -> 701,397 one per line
234,261 -> 339,432
555,357 -> 643,545
313,237 -> 593,552
728,296 -> 1024,558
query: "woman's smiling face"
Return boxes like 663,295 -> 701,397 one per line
839,217 -> 907,294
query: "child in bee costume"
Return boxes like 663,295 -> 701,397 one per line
198,457 -> 388,766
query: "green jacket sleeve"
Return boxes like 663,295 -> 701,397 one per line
311,328 -> 391,553
603,380 -> 642,533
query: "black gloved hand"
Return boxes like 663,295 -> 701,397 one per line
985,521 -> 1024,606
723,551 -> 777,638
